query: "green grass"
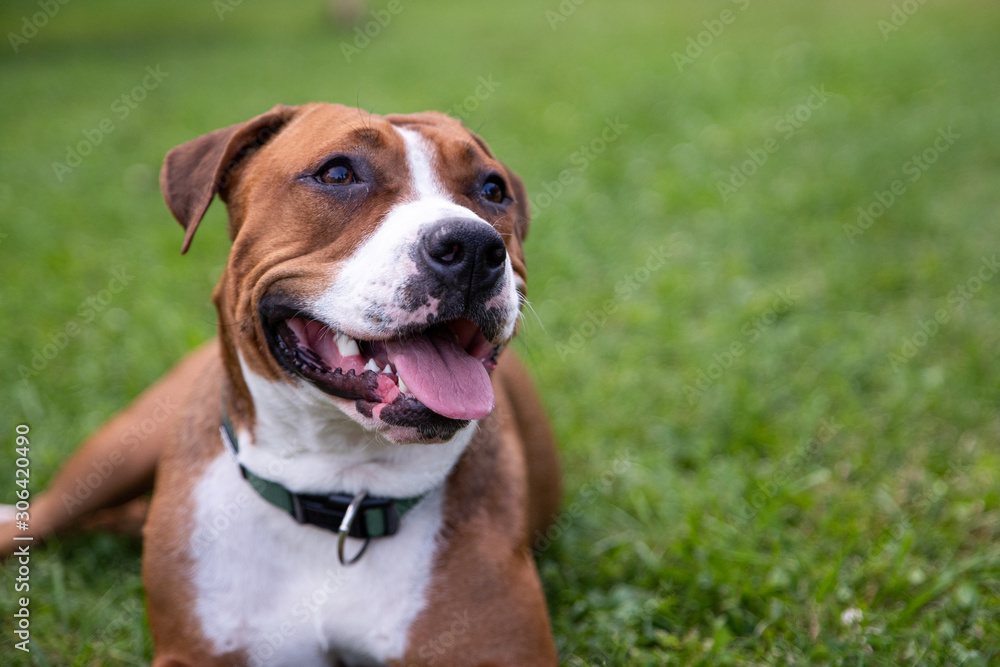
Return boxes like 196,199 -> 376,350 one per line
2,0 -> 1000,664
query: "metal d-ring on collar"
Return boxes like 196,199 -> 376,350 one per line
338,490 -> 371,566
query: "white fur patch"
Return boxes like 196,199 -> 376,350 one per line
398,127 -> 446,200
190,451 -> 446,666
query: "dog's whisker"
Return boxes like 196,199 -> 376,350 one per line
518,294 -> 545,333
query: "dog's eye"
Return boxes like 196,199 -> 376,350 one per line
317,162 -> 356,185
480,177 -> 506,204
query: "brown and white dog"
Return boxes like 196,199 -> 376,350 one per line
3,104 -> 561,665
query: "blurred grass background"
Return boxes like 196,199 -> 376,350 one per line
1,0 -> 999,664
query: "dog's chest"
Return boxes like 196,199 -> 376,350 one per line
188,454 -> 443,666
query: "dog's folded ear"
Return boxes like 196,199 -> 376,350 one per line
160,105 -> 299,254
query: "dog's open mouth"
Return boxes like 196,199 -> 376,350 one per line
265,311 -> 501,436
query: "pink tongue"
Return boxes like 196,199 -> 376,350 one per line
386,328 -> 495,420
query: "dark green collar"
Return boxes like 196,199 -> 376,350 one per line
219,412 -> 425,544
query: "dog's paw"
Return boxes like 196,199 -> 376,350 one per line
0,504 -> 16,523
0,505 -> 26,558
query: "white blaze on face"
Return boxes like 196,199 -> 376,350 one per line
312,126 -> 519,341
399,126 -> 446,200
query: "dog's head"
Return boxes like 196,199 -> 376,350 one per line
161,104 -> 530,444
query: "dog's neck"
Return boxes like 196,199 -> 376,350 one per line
226,356 -> 472,499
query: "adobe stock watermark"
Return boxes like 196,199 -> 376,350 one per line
7,0 -> 72,54
213,0 -> 245,20
59,396 -> 178,514
445,75 -> 500,121
854,458 -> 968,574
565,650 -> 614,667
51,66 -> 169,181
339,0 -> 413,63
532,448 -> 633,553
529,116 -> 628,216
190,438 -> 303,555
673,0 -> 751,72
11,424 -> 32,653
17,267 -> 134,383
246,567 -> 351,666
556,245 -> 668,360
89,588 -> 144,643
190,491 -> 253,558
887,254 -> 998,372
683,285 -> 799,404
716,85 -> 831,202
843,127 -> 959,243
878,0 -> 929,42
404,611 -> 472,666
545,0 -> 587,31
731,417 -> 843,527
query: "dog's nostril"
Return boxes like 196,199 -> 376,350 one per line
484,241 -> 506,269
437,243 -> 461,264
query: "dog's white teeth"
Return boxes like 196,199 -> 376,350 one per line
336,334 -> 361,358
363,359 -> 380,373
382,364 -> 393,375
398,377 -> 408,394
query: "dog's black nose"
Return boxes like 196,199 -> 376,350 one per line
419,219 -> 507,298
